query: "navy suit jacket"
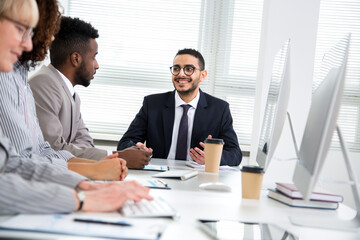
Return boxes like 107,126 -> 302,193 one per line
117,90 -> 242,166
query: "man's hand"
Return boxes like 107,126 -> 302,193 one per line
136,142 -> 153,152
100,153 -> 128,180
113,146 -> 152,169
119,158 -> 128,180
189,135 -> 212,164
90,158 -> 124,181
77,181 -> 153,212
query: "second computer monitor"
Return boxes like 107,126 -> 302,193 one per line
256,39 -> 291,171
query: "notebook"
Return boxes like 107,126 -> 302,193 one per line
275,182 -> 343,202
268,189 -> 339,210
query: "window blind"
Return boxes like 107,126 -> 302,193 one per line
66,0 -> 263,147
313,0 -> 360,151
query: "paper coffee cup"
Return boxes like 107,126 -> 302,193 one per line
241,165 -> 264,199
204,138 -> 224,173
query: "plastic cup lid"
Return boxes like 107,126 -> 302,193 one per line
204,138 -> 224,144
241,165 -> 264,174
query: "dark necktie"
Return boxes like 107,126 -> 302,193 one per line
175,104 -> 191,160
73,93 -> 76,100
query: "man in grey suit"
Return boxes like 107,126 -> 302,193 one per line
30,17 -> 151,169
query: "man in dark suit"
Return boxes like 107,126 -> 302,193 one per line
117,49 -> 242,166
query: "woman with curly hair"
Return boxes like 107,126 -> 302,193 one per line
21,0 -> 61,68
0,0 -> 128,181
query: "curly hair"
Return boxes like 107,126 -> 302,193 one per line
50,16 -> 99,68
20,0 -> 61,68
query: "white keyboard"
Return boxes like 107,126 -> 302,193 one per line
119,197 -> 177,218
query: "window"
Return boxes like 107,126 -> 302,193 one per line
313,0 -> 360,151
66,0 -> 264,148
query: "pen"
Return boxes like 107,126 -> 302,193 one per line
155,179 -> 168,187
74,218 -> 132,227
185,162 -> 195,168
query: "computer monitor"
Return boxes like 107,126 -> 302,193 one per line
256,39 -> 291,171
291,34 -> 360,230
292,35 -> 349,200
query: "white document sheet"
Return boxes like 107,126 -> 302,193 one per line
0,214 -> 168,240
185,160 -> 240,171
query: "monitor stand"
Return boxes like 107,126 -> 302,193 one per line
289,125 -> 360,231
286,112 -> 299,159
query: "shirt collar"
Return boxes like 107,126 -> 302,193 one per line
54,66 -> 75,96
174,90 -> 200,109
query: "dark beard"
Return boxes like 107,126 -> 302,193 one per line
74,62 -> 91,87
176,85 -> 197,97
173,77 -> 199,97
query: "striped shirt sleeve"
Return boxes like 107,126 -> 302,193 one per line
0,173 -> 76,214
0,136 -> 79,214
0,63 -> 75,164
1,133 -> 86,188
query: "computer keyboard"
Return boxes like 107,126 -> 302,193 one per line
119,197 -> 177,218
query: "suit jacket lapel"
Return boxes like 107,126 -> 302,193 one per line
48,64 -> 76,141
191,89 -> 208,147
162,91 -> 175,155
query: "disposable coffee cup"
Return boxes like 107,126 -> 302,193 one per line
241,165 -> 264,199
204,138 -> 224,173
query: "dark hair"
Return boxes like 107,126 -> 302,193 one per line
20,0 -> 61,68
50,16 -> 99,68
175,48 -> 205,70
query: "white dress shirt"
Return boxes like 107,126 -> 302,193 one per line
167,91 -> 200,160
56,69 -> 75,97
56,69 -> 111,156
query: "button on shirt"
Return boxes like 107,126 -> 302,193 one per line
167,91 -> 200,161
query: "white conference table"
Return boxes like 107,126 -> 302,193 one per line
0,158 -> 359,240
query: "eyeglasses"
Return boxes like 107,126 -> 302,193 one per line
169,65 -> 202,76
2,15 -> 34,43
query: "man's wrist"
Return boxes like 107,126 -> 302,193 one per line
113,150 -> 125,159
75,188 -> 86,211
77,180 -> 104,191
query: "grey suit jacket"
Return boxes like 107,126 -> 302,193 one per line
29,64 -> 107,160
